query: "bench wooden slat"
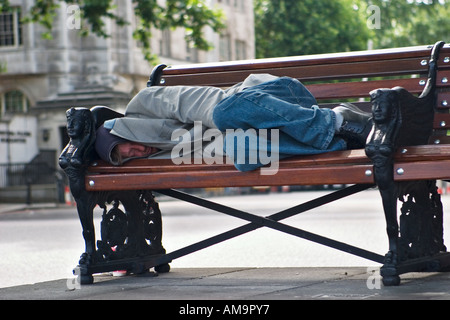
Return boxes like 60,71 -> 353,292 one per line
163,45 -> 440,75
394,144 -> 450,159
85,158 -> 450,191
433,114 -> 450,129
160,44 -> 449,88
85,164 -> 376,191
437,92 -> 450,109
161,76 -> 427,100
88,149 -> 370,174
308,77 -> 425,100
437,70 -> 450,87
428,135 -> 450,145
438,52 -> 450,67
394,160 -> 450,181
161,58 -> 429,87
87,145 -> 450,174
85,144 -> 450,191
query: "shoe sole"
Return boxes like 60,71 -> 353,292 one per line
338,102 -> 371,116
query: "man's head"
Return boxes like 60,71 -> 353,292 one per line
112,142 -> 159,165
95,124 -> 158,165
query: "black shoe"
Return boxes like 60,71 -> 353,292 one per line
333,103 -> 372,149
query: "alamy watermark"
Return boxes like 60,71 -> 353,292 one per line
366,267 -> 381,290
366,5 -> 381,30
171,121 -> 280,175
64,3 -> 383,33
66,268 -> 81,290
66,4 -> 81,30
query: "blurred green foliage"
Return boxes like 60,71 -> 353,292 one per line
254,0 -> 449,58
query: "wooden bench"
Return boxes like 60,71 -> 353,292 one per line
59,41 -> 450,286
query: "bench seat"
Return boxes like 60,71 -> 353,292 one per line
85,144 -> 450,191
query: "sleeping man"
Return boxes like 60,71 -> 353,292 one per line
94,74 -> 372,174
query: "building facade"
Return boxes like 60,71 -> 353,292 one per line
0,0 -> 254,189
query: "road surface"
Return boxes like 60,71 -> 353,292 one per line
1,188 -> 449,288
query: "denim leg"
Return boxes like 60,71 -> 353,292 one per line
212,77 -> 346,171
213,77 -> 346,153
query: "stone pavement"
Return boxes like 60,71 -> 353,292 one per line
0,202 -> 62,215
1,267 -> 450,301
2,201 -> 450,304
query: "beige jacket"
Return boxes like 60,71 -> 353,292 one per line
105,73 -> 278,158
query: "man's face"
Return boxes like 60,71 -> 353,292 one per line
116,142 -> 159,158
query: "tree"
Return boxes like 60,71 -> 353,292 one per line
356,0 -> 449,48
254,0 -> 370,58
254,0 -> 449,59
0,0 -> 225,62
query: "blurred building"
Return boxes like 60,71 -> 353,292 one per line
0,0 -> 254,198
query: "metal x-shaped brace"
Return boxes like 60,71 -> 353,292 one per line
152,184 -> 384,268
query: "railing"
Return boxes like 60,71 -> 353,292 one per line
0,162 -> 57,188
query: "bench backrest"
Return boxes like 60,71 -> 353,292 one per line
151,43 -> 450,147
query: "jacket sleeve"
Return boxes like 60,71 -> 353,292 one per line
225,73 -> 280,95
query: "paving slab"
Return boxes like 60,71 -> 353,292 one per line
1,267 -> 449,302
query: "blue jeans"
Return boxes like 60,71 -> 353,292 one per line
212,77 -> 347,171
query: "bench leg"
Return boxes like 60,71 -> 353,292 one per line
74,192 -> 97,284
59,166 -> 99,284
379,180 -> 450,286
367,63 -> 449,284
372,164 -> 402,286
69,190 -> 169,284
59,107 -> 170,284
61,165 -> 168,284
370,153 -> 450,286
378,188 -> 400,286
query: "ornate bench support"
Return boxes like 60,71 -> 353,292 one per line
59,107 -> 168,284
366,41 -> 450,286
